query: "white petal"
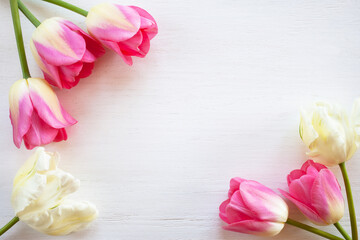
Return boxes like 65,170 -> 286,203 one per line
11,148 -> 58,213
20,200 -> 98,235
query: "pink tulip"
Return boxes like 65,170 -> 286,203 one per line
219,178 -> 288,236
30,17 -> 105,89
279,160 -> 344,225
9,78 -> 77,149
86,3 -> 158,65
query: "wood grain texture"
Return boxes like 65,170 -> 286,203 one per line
0,0 -> 359,239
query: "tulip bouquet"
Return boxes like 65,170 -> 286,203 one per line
219,100 -> 359,240
1,0 -> 157,237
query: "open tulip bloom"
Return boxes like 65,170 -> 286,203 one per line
299,100 -> 360,166
1,148 -> 97,236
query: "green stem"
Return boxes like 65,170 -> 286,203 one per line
39,0 -> 88,16
339,162 -> 358,240
286,218 -> 344,240
0,217 -> 19,236
10,0 -> 31,79
18,0 -> 41,27
334,222 -> 352,240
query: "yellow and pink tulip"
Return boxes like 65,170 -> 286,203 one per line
31,17 -> 105,89
9,78 -> 77,149
86,3 -> 158,65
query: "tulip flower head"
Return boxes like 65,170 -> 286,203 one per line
31,17 -> 105,89
9,78 -> 77,149
86,3 -> 158,65
279,160 -> 344,226
299,100 -> 360,166
11,147 -> 98,235
219,178 -> 289,236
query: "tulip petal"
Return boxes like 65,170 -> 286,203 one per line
279,189 -> 325,225
18,169 -> 80,218
100,39 -> 133,65
228,177 -> 245,198
9,79 -> 33,148
240,181 -> 288,222
311,169 -> 344,225
223,220 -> 285,237
302,160 -> 326,172
53,128 -> 67,142
226,190 -> 255,222
299,108 -> 319,146
78,62 -> 94,79
118,31 -> 144,57
63,19 -> 105,60
20,200 -> 98,236
130,6 -> 158,40
86,3 -> 141,42
287,169 -> 305,185
288,176 -> 315,206
219,199 -> 230,223
118,30 -> 151,58
23,113 -> 60,150
27,78 -> 77,128
32,18 -> 86,66
12,148 -> 58,213
57,62 -> 83,88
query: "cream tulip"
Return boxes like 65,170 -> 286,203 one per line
299,99 -> 360,166
11,147 -> 97,235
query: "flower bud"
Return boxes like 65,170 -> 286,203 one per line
9,78 -> 77,149
219,178 -> 288,236
279,160 -> 344,225
31,17 -> 105,89
86,3 -> 158,65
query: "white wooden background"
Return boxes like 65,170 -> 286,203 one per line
0,0 -> 359,239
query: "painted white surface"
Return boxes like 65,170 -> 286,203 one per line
0,0 -> 360,239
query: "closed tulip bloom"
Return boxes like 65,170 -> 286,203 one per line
11,148 -> 98,235
31,17 -> 105,89
300,100 -> 360,166
86,3 -> 158,65
219,178 -> 288,236
279,160 -> 344,226
9,78 -> 77,149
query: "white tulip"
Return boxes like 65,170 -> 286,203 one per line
11,147 -> 98,235
299,99 -> 360,166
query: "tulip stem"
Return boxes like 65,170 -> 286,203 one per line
18,0 -> 41,27
0,217 -> 19,236
339,162 -> 358,240
38,0 -> 88,16
334,222 -> 352,240
286,218 -> 344,240
10,0 -> 31,79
